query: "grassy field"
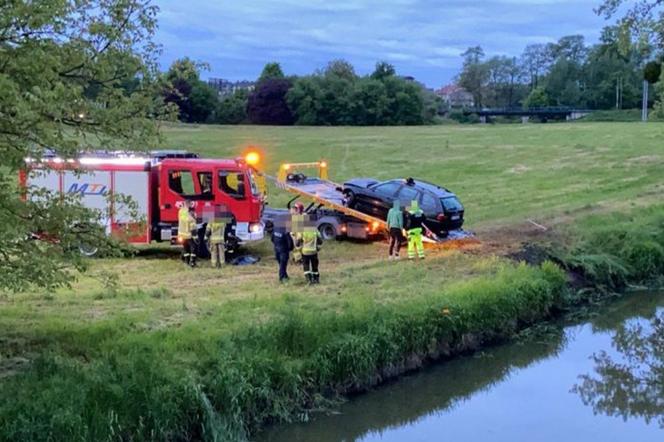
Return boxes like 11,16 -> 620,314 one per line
1,122 -> 664,441
161,122 -> 664,227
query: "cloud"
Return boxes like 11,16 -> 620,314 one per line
153,0 -> 607,87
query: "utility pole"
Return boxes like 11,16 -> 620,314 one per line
619,77 -> 623,109
642,80 -> 649,122
616,76 -> 624,109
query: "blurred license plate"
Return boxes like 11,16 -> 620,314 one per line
451,215 -> 460,220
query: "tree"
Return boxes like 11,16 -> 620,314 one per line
287,60 -> 425,126
521,44 -> 554,89
287,76 -> 325,125
247,78 -> 294,125
0,0 -> 166,291
582,36 -> 643,109
551,35 -> 589,64
458,46 -> 490,107
351,79 -> 389,125
324,59 -> 357,81
524,87 -> 550,108
189,81 -> 219,123
598,1 -> 664,111
258,62 -> 285,83
370,61 -> 396,81
162,58 -> 217,123
644,60 -> 662,83
216,90 -> 248,124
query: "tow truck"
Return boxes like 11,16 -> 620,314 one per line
266,161 -> 476,245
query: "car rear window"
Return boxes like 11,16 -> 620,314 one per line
441,197 -> 463,212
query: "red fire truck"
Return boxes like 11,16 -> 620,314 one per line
21,150 -> 265,254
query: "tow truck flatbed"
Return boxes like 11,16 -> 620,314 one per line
268,161 -> 477,245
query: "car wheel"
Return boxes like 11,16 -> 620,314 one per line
318,223 -> 337,241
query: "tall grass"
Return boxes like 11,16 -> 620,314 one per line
553,205 -> 664,291
0,262 -> 566,441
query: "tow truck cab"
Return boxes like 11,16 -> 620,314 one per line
153,157 -> 264,243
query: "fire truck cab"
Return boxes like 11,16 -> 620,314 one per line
155,156 -> 264,243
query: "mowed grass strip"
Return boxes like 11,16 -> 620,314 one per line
160,122 -> 664,226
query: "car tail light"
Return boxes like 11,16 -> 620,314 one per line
436,213 -> 447,221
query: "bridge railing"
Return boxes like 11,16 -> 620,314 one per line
470,107 -> 593,116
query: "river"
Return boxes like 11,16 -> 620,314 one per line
260,291 -> 664,441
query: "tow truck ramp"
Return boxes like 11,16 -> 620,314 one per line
268,161 -> 477,246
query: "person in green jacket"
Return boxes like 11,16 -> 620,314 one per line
387,199 -> 405,260
406,200 -> 426,260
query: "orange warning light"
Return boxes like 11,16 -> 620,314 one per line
245,151 -> 260,167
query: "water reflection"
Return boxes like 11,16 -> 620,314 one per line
574,311 -> 664,428
261,292 -> 664,442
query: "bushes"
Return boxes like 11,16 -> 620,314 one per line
447,110 -> 480,124
579,109 -> 642,122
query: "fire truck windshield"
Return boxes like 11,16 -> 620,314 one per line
247,170 -> 260,196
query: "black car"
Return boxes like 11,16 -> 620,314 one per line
343,177 -> 464,236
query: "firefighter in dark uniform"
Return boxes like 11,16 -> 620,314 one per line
267,214 -> 295,282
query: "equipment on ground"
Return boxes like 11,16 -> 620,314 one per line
22,150 -> 265,256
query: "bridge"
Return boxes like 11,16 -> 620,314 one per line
466,107 -> 593,123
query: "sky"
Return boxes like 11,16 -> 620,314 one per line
153,0 -> 611,88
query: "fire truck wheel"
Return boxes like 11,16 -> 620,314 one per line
78,243 -> 99,257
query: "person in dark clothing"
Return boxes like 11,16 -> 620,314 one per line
267,217 -> 295,282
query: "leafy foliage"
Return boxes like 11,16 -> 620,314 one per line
258,62 -> 285,83
457,29 -> 652,110
287,61 -> 428,126
523,87 -> 550,109
0,0 -> 166,291
162,57 -> 219,123
247,78 -> 294,125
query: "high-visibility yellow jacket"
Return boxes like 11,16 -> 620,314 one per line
300,230 -> 322,255
206,220 -> 226,244
178,207 -> 196,240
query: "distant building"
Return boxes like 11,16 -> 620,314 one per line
207,78 -> 255,97
436,84 -> 474,108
